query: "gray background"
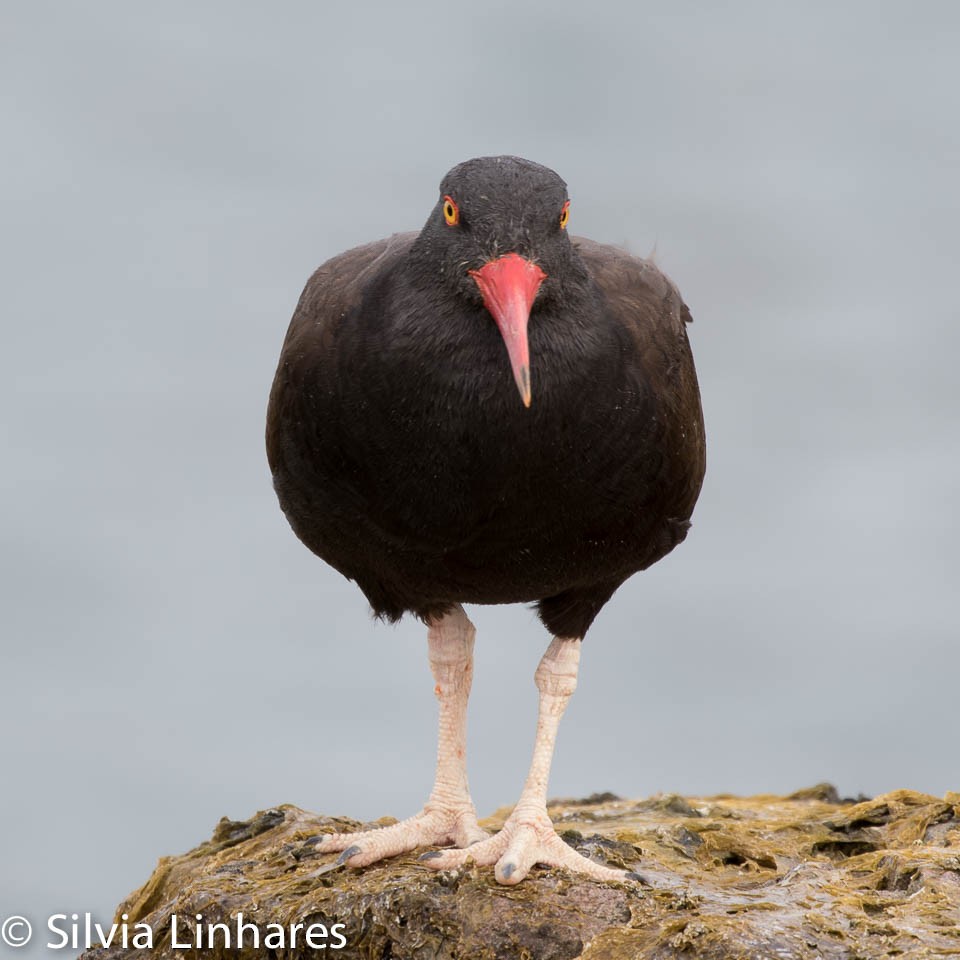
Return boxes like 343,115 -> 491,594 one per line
2,0 -> 957,952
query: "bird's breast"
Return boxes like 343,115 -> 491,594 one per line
326,305 -> 656,555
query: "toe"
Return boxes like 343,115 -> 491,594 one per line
419,831 -> 507,871
494,832 -> 539,885
550,837 -> 632,882
418,847 -> 472,870
317,832 -> 356,854
336,844 -> 363,866
495,858 -> 527,884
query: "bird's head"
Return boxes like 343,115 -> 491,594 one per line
411,156 -> 577,407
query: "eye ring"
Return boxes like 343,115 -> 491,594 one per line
559,200 -> 570,230
442,195 -> 460,226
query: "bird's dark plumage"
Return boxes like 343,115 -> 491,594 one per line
267,156 -> 705,638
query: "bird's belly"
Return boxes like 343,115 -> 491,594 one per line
274,331 -> 701,615
293,412 -> 672,608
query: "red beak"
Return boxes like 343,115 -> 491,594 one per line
469,253 -> 546,408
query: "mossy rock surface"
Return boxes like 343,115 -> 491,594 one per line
83,786 -> 960,959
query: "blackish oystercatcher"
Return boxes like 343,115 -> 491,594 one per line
266,156 -> 705,884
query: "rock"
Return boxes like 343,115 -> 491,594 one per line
82,788 -> 960,959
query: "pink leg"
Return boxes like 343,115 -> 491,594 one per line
421,636 -> 635,884
319,605 -> 488,866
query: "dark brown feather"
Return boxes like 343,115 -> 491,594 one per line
267,160 -> 705,638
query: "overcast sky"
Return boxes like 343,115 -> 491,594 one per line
2,1 -> 958,950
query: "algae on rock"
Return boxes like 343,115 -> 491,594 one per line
82,786 -> 960,959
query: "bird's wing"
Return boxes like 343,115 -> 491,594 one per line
274,231 -> 417,366
571,234 -> 702,428
571,236 -> 693,334
266,232 -> 417,483
571,234 -> 706,535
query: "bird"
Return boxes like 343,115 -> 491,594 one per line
266,155 -> 705,885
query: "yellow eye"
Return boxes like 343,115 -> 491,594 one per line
559,200 -> 570,230
443,195 -> 459,226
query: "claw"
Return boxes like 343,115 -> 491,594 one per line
418,851 -> 443,861
420,811 -> 631,885
336,844 -> 362,865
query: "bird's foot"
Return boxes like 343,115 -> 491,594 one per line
418,805 -> 635,885
318,802 -> 489,868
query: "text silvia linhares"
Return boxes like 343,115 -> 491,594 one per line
47,912 -> 348,951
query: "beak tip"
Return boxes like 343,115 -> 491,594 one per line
518,365 -> 532,408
